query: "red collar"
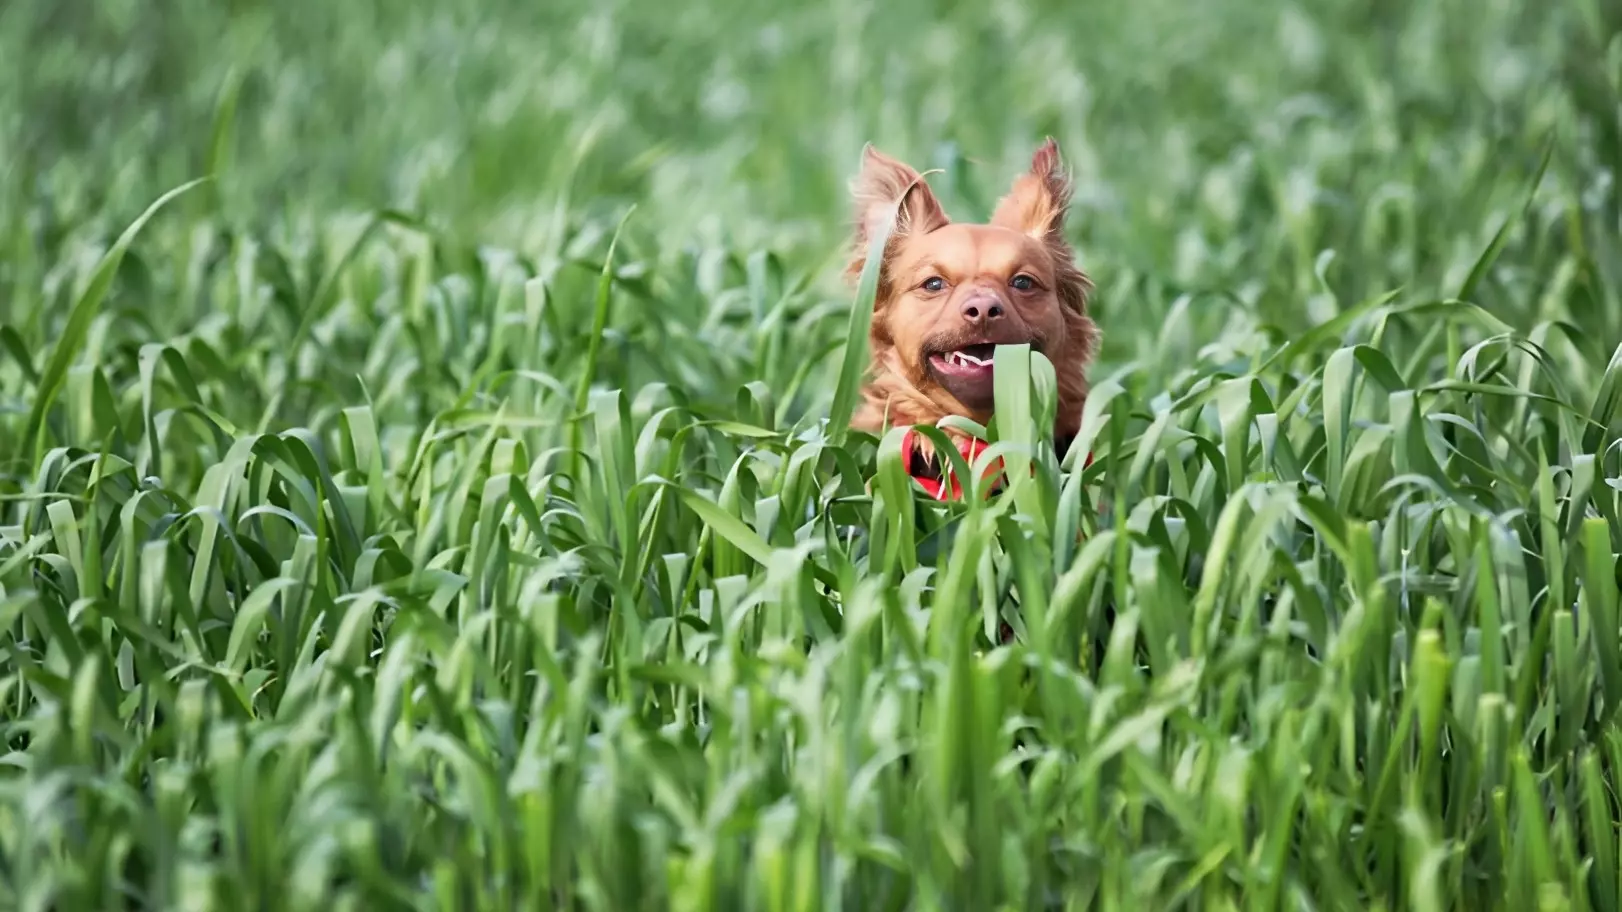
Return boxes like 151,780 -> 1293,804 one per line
901,429 -> 1095,644
902,429 -> 1092,501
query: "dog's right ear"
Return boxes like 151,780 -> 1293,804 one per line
846,145 -> 950,283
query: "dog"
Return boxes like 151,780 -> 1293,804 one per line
844,138 -> 1100,498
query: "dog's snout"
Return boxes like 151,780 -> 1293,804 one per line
959,294 -> 1004,325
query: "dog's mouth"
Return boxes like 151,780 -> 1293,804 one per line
926,340 -> 1043,372
923,339 -> 1042,409
927,342 -> 999,372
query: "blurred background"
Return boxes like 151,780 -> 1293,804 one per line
4,3 -> 1622,906
0,0 -> 1616,433
4,0 -> 1603,278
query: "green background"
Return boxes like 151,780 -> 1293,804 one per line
2,0 -> 1621,908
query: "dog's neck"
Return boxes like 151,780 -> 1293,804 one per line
853,349 -> 1081,448
853,349 -> 988,430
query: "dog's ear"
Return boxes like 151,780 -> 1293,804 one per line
991,137 -> 1072,241
846,145 -> 950,282
992,138 -> 1092,314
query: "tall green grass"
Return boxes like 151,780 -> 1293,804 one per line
3,0 -> 1622,907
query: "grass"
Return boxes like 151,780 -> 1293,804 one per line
2,0 -> 1622,907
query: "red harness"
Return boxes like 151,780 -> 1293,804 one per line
899,429 -> 1094,644
901,428 -> 1092,501
901,428 -> 998,501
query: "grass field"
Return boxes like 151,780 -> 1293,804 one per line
3,0 -> 1622,908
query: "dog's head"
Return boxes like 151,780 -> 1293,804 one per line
846,139 -> 1098,438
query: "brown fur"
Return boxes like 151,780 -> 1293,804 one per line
845,139 -> 1099,446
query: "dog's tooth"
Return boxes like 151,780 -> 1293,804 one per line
947,349 -> 996,368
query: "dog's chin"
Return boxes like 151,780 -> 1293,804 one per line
920,340 -> 1042,412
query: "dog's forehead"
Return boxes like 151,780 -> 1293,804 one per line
902,223 -> 1046,273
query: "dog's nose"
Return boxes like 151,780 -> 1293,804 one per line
959,295 -> 1004,325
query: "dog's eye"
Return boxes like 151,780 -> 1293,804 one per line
921,276 -> 946,293
1010,274 -> 1036,291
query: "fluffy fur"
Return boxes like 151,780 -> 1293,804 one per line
845,139 -> 1099,446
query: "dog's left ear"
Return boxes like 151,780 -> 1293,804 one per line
991,137 -> 1072,242
992,138 -> 1092,314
